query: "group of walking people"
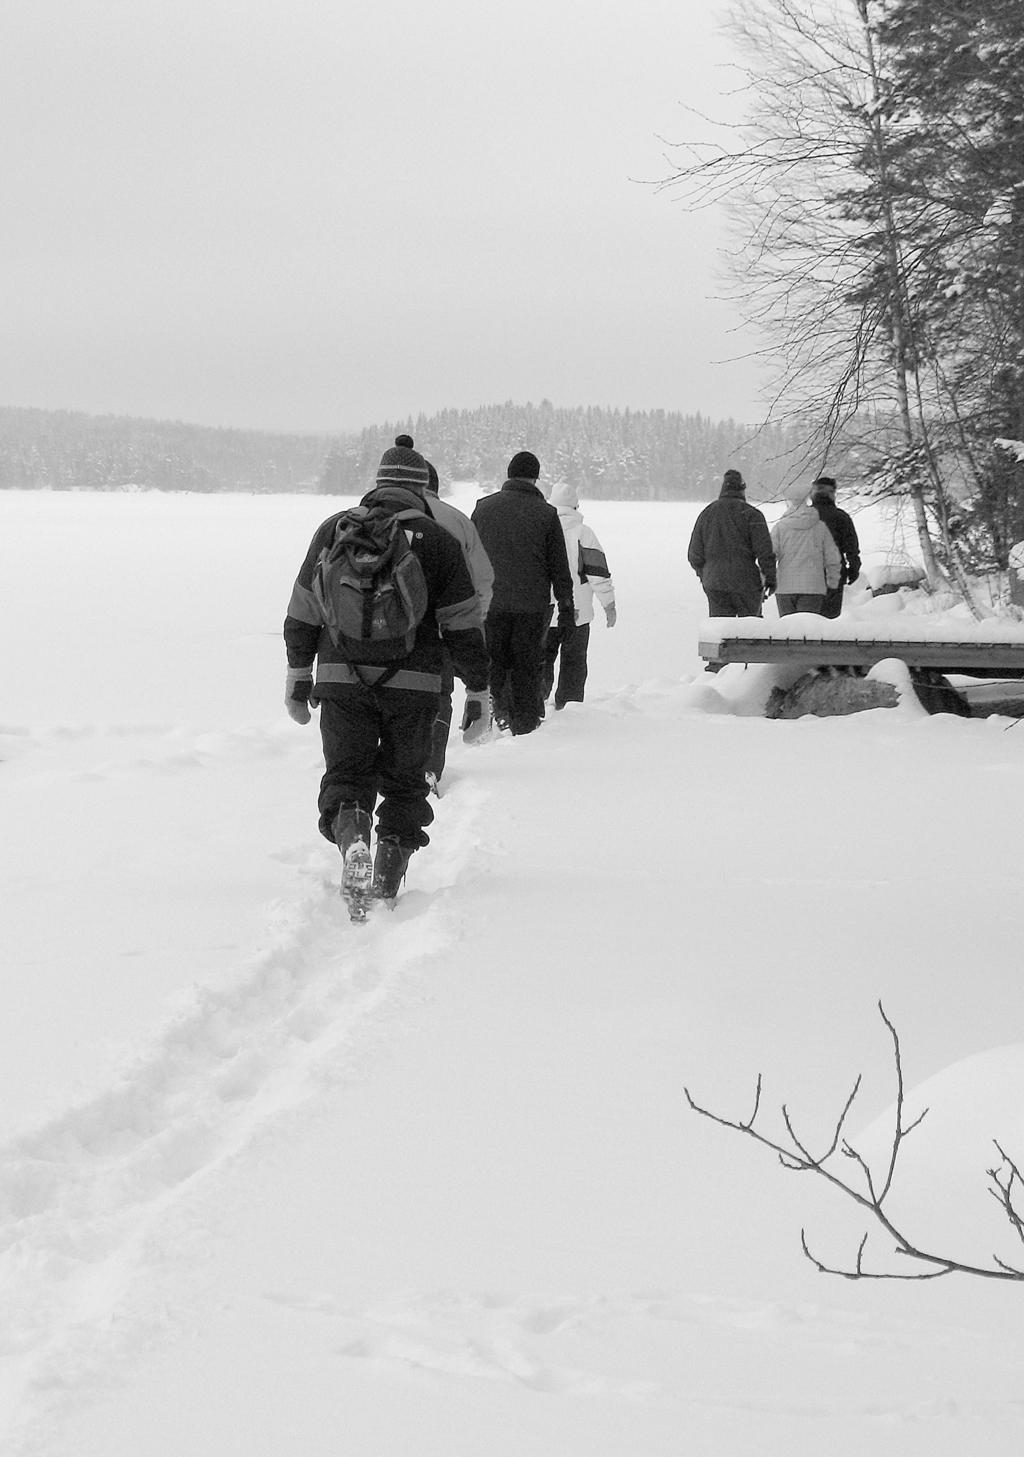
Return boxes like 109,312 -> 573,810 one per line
687,469 -> 860,621
471,458 -> 617,735
285,443 -> 857,905
283,438 -> 616,904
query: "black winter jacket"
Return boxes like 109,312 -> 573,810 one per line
687,485 -> 776,595
812,496 -> 861,586
284,484 -> 489,697
471,479 -> 575,616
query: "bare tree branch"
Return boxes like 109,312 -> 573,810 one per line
652,0 -> 985,592
685,1002 -> 1024,1282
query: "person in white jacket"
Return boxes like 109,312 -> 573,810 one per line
542,482 -> 617,709
770,481 -> 842,616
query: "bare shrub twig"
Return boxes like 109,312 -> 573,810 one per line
685,1002 -> 1024,1281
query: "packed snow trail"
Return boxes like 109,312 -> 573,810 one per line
58,687 -> 1024,1457
0,766 -> 492,1452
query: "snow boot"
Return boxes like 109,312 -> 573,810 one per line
372,835 -> 413,907
333,801 -> 374,923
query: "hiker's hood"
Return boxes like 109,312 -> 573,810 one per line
549,482 -> 579,510
360,484 -> 426,515
779,504 -> 821,530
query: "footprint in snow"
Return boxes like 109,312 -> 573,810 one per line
262,1289 -> 662,1400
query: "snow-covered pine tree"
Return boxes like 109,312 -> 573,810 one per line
873,0 -> 1024,580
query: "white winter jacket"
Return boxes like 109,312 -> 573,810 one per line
548,484 -> 615,624
770,504 -> 842,595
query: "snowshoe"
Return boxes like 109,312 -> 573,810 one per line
333,801 -> 374,923
341,838 -> 374,922
372,836 -> 413,908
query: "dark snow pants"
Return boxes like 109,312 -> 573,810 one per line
542,620 -> 591,707
485,608 -> 549,735
821,585 -> 844,619
425,651 -> 455,781
317,686 -> 436,849
777,593 -> 825,616
703,588 -> 763,617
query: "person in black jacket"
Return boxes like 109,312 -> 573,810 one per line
687,469 -> 777,616
811,476 -> 861,619
284,437 -> 489,899
471,450 -> 575,735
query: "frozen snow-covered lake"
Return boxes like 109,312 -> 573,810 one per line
3,486 -> 1024,1456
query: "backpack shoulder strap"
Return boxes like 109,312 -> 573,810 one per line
330,504 -> 367,539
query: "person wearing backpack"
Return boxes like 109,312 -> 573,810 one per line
283,436 -> 489,910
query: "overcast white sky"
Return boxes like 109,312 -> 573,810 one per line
2,0 -> 763,435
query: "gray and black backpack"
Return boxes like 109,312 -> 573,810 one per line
312,504 -> 429,664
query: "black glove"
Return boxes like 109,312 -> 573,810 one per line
557,608 -> 577,635
763,582 -> 776,600
847,568 -> 860,585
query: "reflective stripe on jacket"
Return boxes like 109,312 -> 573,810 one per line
551,505 -> 615,625
284,485 -> 489,697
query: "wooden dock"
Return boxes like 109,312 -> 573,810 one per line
698,633 -> 1024,677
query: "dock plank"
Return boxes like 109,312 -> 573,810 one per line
698,637 -> 1024,675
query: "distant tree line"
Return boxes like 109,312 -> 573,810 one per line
0,407 -> 330,494
0,402 -> 818,502
319,401 -> 811,501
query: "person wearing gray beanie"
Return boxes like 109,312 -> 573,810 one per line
282,432 -> 489,914
375,433 -> 430,492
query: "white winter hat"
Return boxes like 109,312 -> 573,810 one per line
783,480 -> 809,504
549,481 -> 579,509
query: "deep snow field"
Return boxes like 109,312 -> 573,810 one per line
3,485 -> 1024,1456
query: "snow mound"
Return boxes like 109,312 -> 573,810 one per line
855,1044 -> 1024,1270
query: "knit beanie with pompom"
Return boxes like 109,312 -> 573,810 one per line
376,434 -> 429,491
